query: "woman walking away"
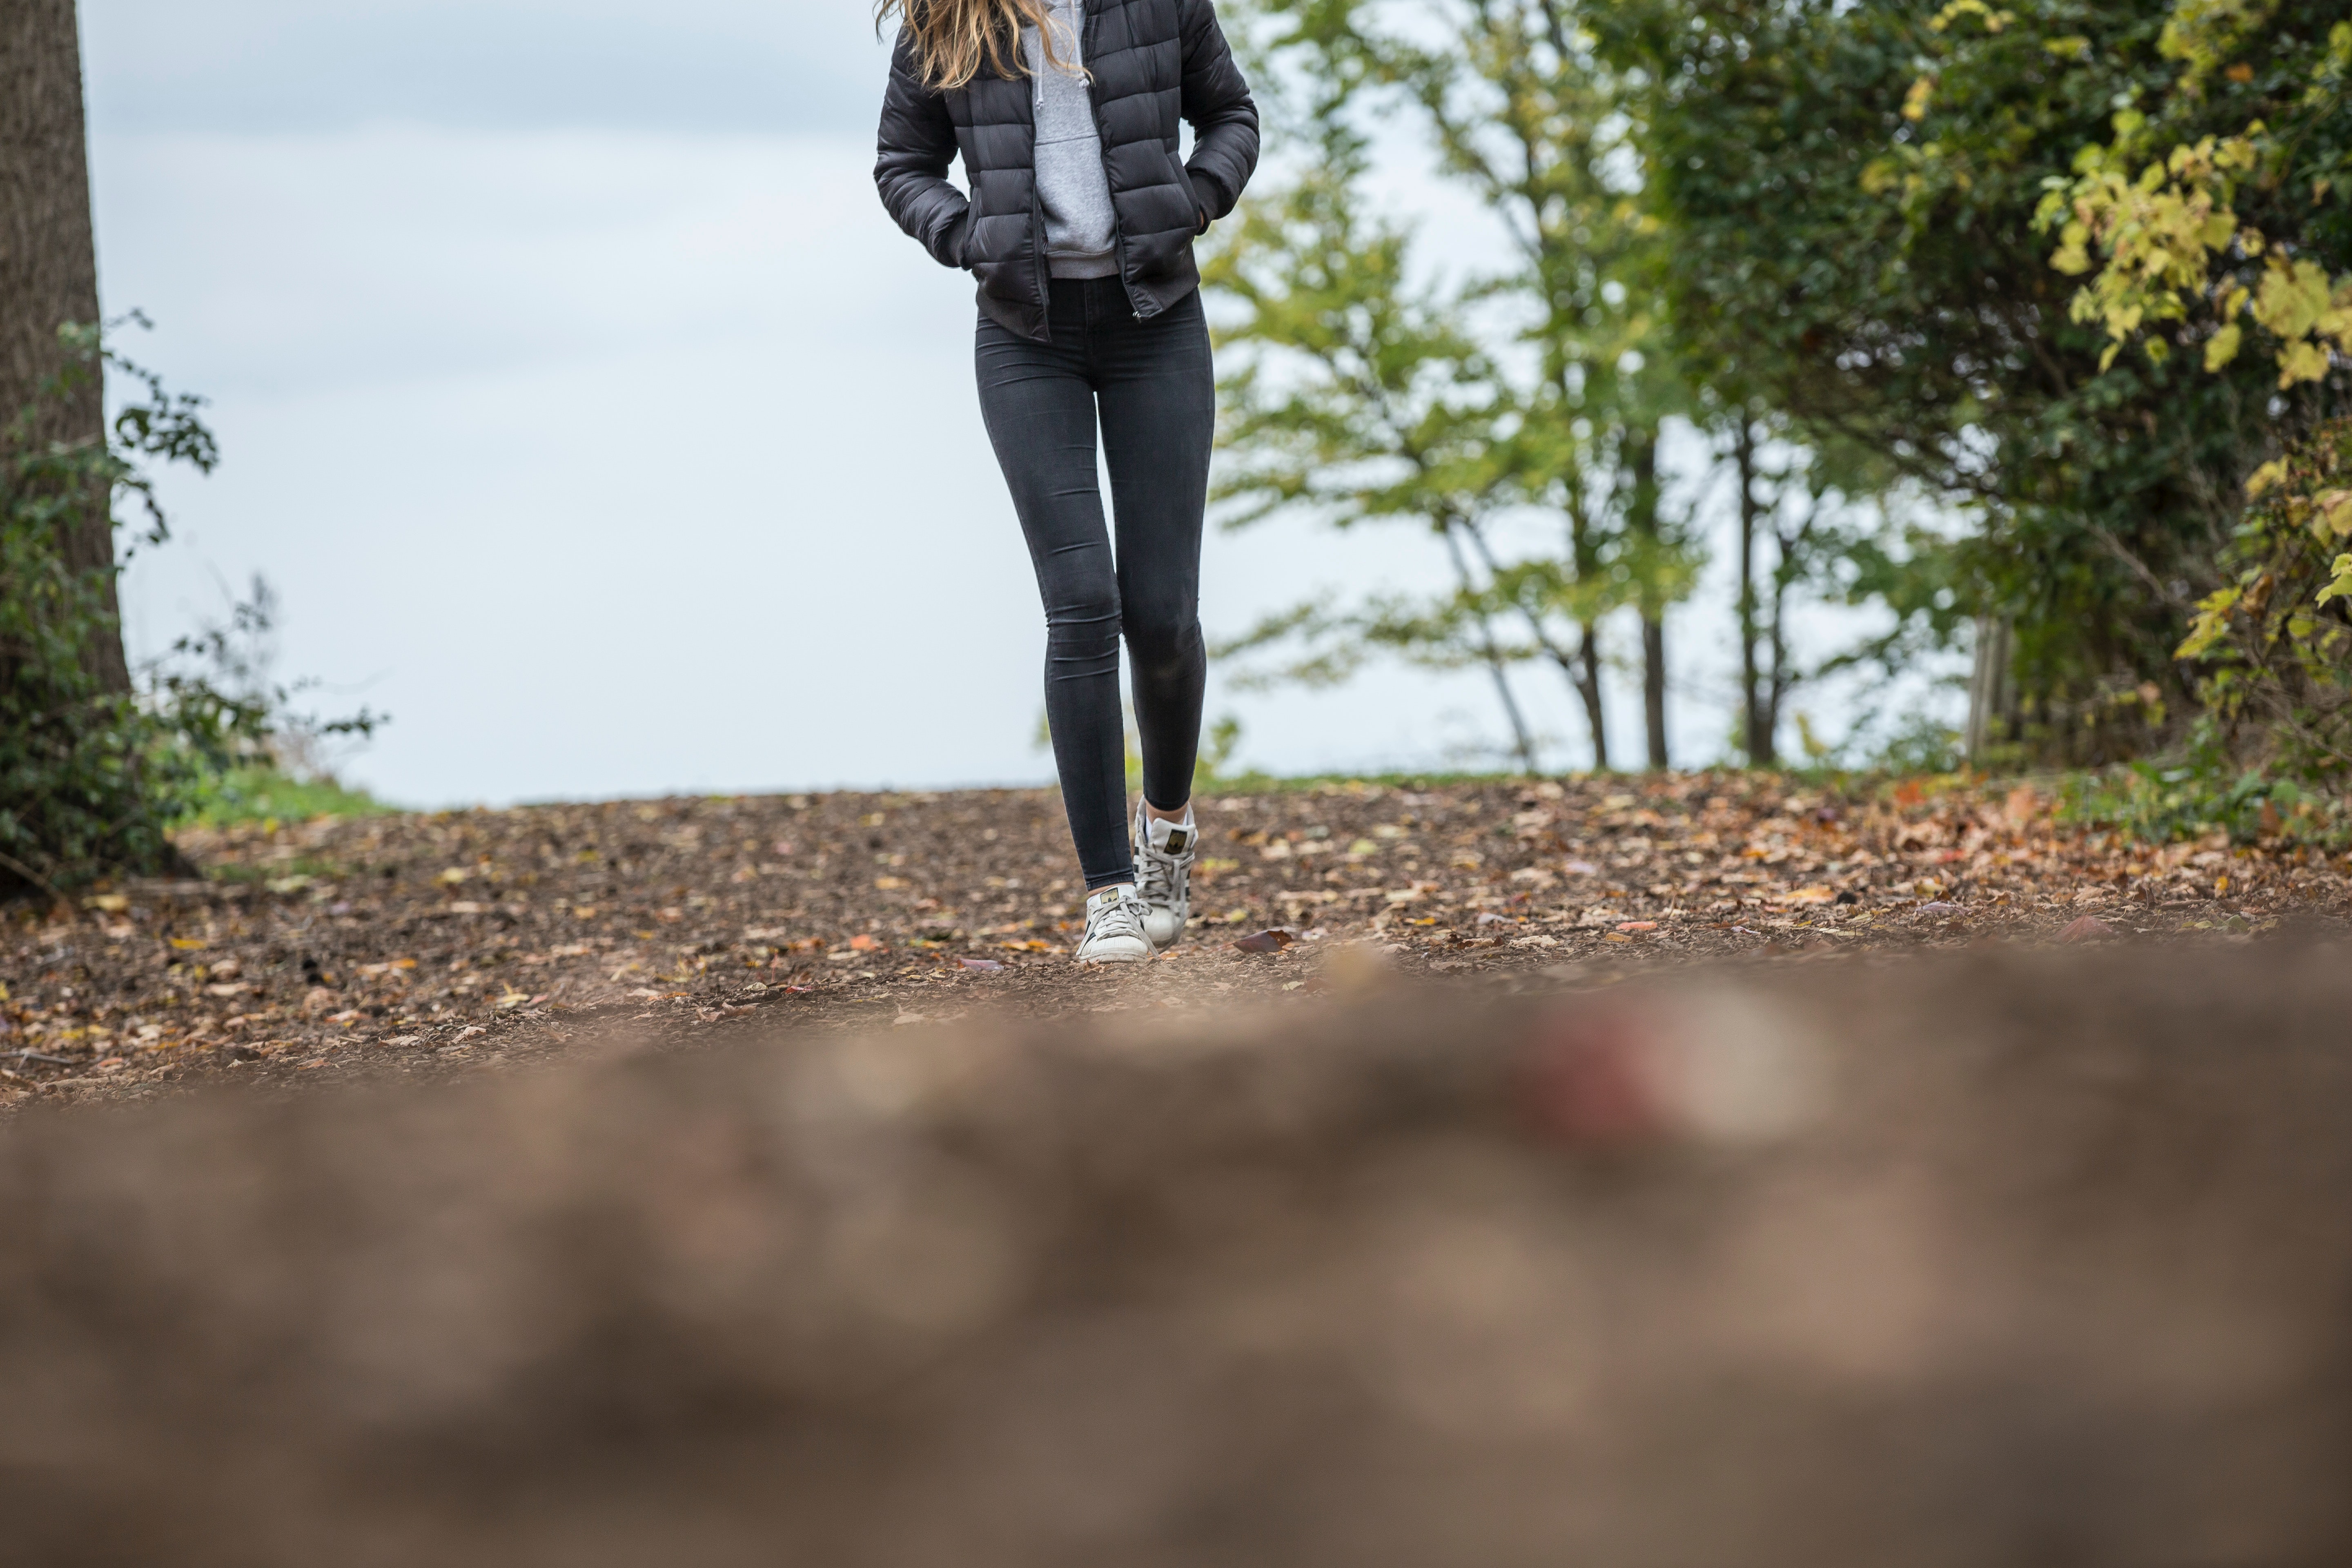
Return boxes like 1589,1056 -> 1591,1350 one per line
874,0 -> 1256,964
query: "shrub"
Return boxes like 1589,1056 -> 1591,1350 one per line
0,322 -> 376,897
2176,414 -> 2352,790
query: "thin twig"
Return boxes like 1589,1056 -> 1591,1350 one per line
4,1050 -> 73,1066
0,848 -> 62,904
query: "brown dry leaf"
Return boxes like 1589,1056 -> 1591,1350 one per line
1231,929 -> 1297,954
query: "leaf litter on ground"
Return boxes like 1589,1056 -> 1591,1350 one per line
3,772 -> 2346,1113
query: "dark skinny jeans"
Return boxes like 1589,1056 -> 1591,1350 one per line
976,277 -> 1212,891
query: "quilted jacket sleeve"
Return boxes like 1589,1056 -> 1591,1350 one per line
1178,0 -> 1258,223
874,29 -> 972,269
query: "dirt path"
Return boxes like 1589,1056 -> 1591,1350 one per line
5,773 -> 2348,1112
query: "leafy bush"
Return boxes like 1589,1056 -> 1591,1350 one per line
0,322 -> 377,897
2173,414 -> 2352,791
2058,743 -> 2350,846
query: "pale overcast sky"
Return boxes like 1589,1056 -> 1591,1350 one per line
82,0 -> 1949,807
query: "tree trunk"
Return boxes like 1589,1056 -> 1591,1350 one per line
1733,420 -> 1772,765
1,0 -> 124,693
1966,616 -> 2013,764
1767,533 -> 1793,747
1563,484 -> 1608,770
1626,427 -> 1668,770
1572,621 -> 1606,771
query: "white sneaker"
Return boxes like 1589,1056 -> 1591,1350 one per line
1075,884 -> 1154,964
1132,802 -> 1196,949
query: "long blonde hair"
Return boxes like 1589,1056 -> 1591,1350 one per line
877,0 -> 1078,90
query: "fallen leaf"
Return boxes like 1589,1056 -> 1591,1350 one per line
1616,921 -> 1658,933
849,933 -> 884,952
1231,929 -> 1297,953
1776,886 -> 1835,905
1916,900 -> 1963,915
2058,915 -> 2114,943
1564,859 -> 1600,875
84,894 -> 129,913
958,957 -> 1004,971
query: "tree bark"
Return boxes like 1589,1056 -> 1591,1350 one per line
1563,483 -> 1608,770
1626,427 -> 1668,770
1733,420 -> 1772,764
2,0 -> 124,692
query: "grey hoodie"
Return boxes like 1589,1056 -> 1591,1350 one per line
1022,0 -> 1120,279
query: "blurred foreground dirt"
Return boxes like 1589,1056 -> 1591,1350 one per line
2,940 -> 2348,1566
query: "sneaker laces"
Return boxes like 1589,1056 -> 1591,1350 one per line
1134,814 -> 1194,907
1085,888 -> 1149,944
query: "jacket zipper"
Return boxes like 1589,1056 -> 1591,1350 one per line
1078,0 -> 1146,318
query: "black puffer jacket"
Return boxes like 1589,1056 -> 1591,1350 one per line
874,0 -> 1258,341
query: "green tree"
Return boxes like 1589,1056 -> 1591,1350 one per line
1206,125 -> 1550,770
1599,0 -> 2348,764
1225,0 -> 1711,768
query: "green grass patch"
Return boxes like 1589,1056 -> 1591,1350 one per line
175,767 -> 394,829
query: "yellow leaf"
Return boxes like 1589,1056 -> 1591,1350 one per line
2175,586 -> 2241,659
2204,321 -> 2243,370
2316,490 -> 2352,538
2317,554 -> 2352,608
2277,338 -> 2331,387
2252,257 -> 2333,342
2246,457 -> 2290,497
1902,76 -> 1934,122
